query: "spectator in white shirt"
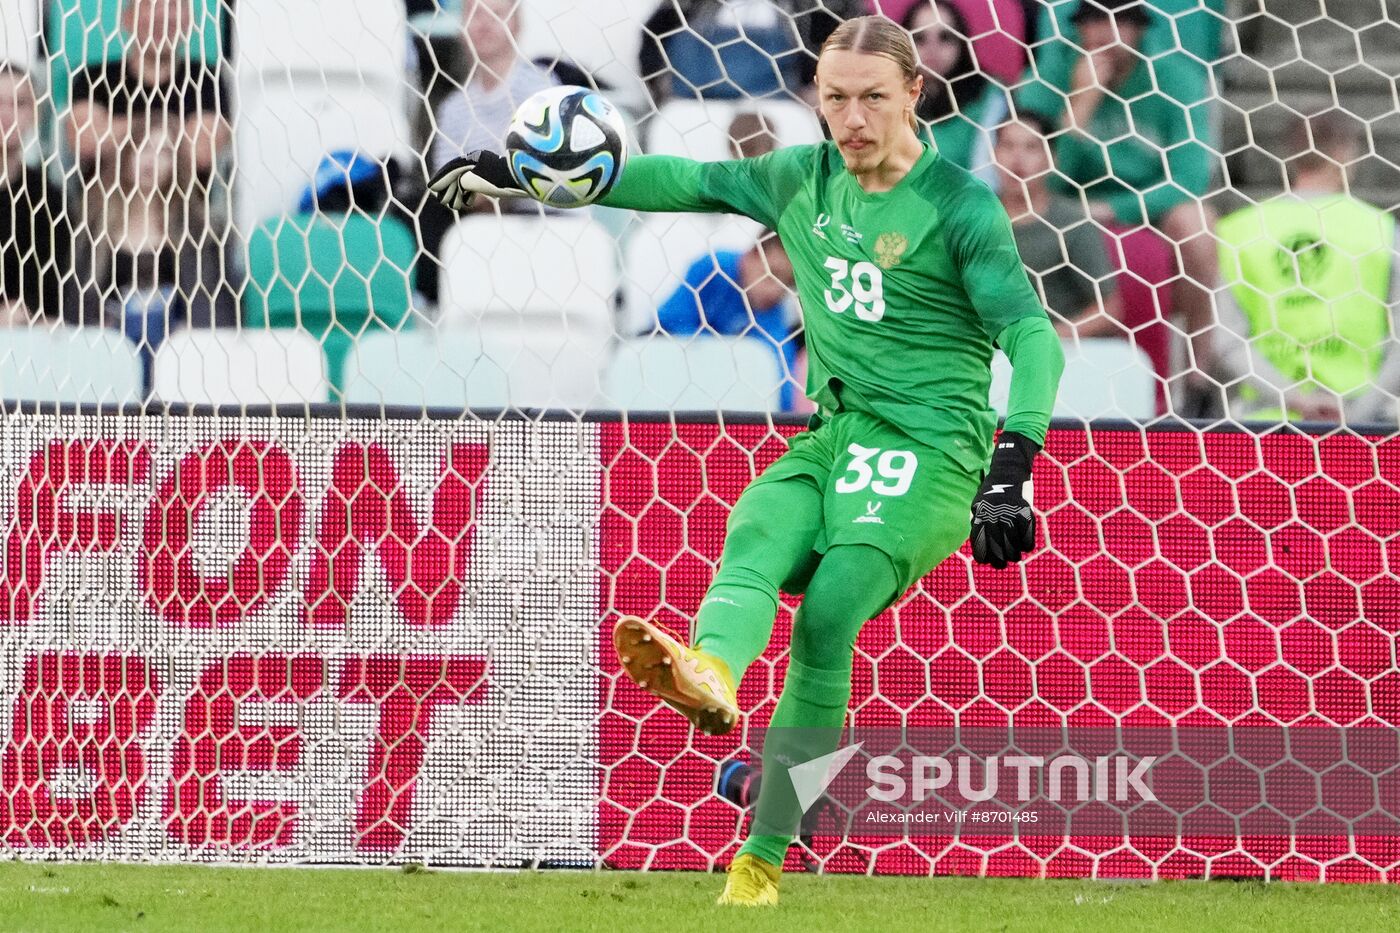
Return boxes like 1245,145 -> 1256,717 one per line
428,0 -> 556,185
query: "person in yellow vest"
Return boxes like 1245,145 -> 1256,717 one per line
1216,110 -> 1400,425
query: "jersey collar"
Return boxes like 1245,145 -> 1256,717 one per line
835,141 -> 938,203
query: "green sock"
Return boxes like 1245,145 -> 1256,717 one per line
735,545 -> 899,870
691,472 -> 825,687
738,658 -> 852,868
693,581 -> 778,686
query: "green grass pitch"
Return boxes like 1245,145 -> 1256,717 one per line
3,863 -> 1399,932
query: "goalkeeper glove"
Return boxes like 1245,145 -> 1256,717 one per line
970,430 -> 1040,569
426,151 -> 527,211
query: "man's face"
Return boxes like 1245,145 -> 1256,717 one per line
909,3 -> 962,80
128,130 -> 175,195
994,120 -> 1052,186
465,0 -> 518,61
0,71 -> 36,152
817,49 -> 920,175
127,0 -> 191,52
1077,16 -> 1144,82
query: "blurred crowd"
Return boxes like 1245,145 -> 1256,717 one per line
1,0 -> 1397,424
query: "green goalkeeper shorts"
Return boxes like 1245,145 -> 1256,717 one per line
750,409 -> 982,598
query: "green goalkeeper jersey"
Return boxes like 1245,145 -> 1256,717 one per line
603,141 -> 1054,472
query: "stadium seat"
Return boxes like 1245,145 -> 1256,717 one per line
343,327 -> 622,411
46,0 -> 223,109
152,329 -> 329,405
602,335 -> 785,412
1035,0 -> 1227,71
2,0 -> 39,67
949,0 -> 1027,86
0,326 -> 142,404
989,337 -> 1159,421
235,0 -> 405,84
620,213 -> 763,335
644,98 -> 824,162
517,0 -> 654,111
469,328 -> 609,409
440,214 -> 618,323
233,0 -> 410,230
234,85 -> 411,233
438,214 -> 618,408
342,329 -> 506,409
243,211 -> 418,393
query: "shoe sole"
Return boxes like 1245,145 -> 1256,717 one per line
613,616 -> 737,736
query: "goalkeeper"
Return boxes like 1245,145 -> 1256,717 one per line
428,14 -> 1063,907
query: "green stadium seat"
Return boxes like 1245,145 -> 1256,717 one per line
243,211 -> 418,393
1030,0 -> 1227,127
46,0 -> 224,110
1035,0 -> 1227,66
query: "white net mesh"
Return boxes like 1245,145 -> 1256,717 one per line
0,0 -> 1398,880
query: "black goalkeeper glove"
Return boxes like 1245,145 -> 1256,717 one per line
970,430 -> 1040,569
426,151 -> 528,211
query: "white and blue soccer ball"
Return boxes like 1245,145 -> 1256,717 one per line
505,85 -> 629,209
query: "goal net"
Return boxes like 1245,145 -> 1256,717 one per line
0,0 -> 1398,880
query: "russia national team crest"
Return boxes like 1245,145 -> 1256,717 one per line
874,232 -> 908,269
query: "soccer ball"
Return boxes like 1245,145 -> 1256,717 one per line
505,85 -> 629,209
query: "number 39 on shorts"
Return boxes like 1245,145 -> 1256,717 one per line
835,444 -> 918,496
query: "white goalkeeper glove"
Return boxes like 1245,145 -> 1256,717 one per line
426,151 -> 528,211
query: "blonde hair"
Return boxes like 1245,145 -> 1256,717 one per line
819,16 -> 921,132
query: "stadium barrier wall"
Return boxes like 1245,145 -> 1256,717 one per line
0,407 -> 1397,880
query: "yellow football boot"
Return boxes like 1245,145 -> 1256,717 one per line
613,616 -> 738,736
716,853 -> 781,907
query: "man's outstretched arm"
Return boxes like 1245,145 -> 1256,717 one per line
427,149 -> 792,228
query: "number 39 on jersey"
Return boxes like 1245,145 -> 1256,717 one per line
823,257 -> 885,322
